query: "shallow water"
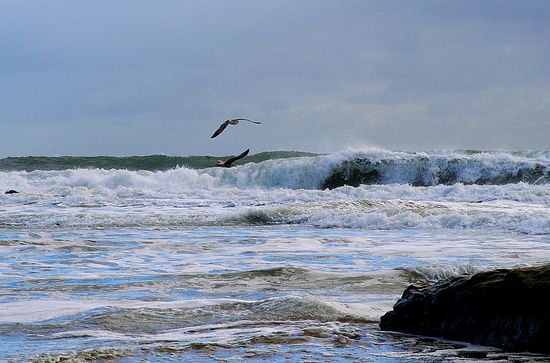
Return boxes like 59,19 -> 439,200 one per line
0,226 -> 549,362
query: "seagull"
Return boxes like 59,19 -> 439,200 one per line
211,149 -> 250,168
211,118 -> 261,139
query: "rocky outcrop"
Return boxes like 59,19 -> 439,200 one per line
380,265 -> 550,353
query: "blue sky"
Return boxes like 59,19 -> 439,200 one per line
1,0 -> 549,156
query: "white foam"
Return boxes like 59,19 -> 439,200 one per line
0,298 -> 250,323
0,300 -> 110,323
2,149 -> 548,193
2,149 -> 549,233
401,265 -> 488,281
325,300 -> 396,322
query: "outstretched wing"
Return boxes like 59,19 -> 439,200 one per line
224,149 -> 250,166
233,118 -> 261,124
211,120 -> 230,138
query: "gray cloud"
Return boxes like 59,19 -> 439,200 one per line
1,0 -> 549,156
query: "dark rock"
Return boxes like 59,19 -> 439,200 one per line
380,265 -> 550,353
5,189 -> 19,194
456,350 -> 488,359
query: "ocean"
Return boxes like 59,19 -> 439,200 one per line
1,148 -> 549,362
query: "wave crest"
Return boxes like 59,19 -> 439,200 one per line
319,149 -> 550,189
205,149 -> 550,189
2,149 -> 549,193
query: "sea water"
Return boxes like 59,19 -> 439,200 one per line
1,149 -> 549,362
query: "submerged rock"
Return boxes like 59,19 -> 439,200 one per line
380,265 -> 550,353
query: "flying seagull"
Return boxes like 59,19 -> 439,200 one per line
211,149 -> 250,168
211,118 -> 261,139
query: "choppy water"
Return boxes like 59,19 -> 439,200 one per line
1,149 -> 549,362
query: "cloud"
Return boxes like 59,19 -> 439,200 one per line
0,0 -> 548,155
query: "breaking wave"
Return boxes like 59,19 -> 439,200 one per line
319,149 -> 550,188
2,149 -> 549,192
2,149 -> 549,233
194,149 -> 550,189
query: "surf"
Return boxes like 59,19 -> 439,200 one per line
2,149 -> 549,190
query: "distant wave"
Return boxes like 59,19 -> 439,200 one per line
204,149 -> 550,188
1,150 -> 549,192
318,149 -> 550,188
0,151 -> 317,172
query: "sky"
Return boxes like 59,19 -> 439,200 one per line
1,0 -> 549,156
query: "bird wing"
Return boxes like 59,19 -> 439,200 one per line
224,149 -> 250,166
233,118 -> 261,124
211,120 -> 230,138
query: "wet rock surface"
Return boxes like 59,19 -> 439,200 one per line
380,265 -> 550,353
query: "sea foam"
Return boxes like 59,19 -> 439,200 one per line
2,149 -> 549,233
